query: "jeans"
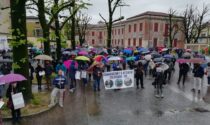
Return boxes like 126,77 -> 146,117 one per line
11,108 -> 21,123
177,73 -> 187,85
155,83 -> 163,95
36,76 -> 42,90
94,78 -> 101,91
136,76 -> 144,88
82,78 -> 88,85
208,77 -> 210,85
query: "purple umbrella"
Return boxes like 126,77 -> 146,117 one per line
78,51 -> 88,56
0,74 -> 26,85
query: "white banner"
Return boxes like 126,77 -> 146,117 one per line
103,70 -> 134,90
12,92 -> 25,110
0,36 -> 9,51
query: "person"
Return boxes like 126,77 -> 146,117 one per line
148,60 -> 155,76
0,96 -> 2,125
164,59 -> 173,82
192,63 -> 204,93
29,62 -> 34,85
0,63 -> 11,75
55,60 -> 67,75
45,61 -> 54,90
153,67 -> 165,98
177,63 -> 189,86
135,62 -> 144,89
49,70 -> 67,108
6,83 -> 21,123
206,63 -> 210,85
81,62 -> 88,86
35,63 -> 44,90
69,60 -> 78,92
93,65 -> 102,92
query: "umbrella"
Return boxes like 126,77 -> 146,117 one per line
108,56 -> 122,61
151,52 -> 161,59
176,59 -> 188,63
0,59 -> 13,63
156,63 -> 169,71
126,57 -> 135,61
0,73 -> 26,84
78,51 -> 88,56
153,58 -> 164,63
75,56 -> 90,61
62,51 -> 71,55
183,52 -> 191,57
163,54 -> 173,58
34,54 -> 53,61
138,48 -> 148,52
63,60 -> 78,69
70,51 -> 77,56
161,48 -> 168,52
94,55 -> 105,62
188,58 -> 206,63
123,49 -> 132,54
144,54 -> 152,60
137,60 -> 147,65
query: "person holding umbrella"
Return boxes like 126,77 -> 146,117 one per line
192,63 -> 204,93
6,83 -> 21,124
93,64 -> 103,92
35,63 -> 44,91
177,63 -> 189,86
153,67 -> 165,98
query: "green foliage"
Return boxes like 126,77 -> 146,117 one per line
31,98 -> 41,105
37,37 -> 47,43
12,62 -> 21,70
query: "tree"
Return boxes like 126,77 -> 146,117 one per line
99,0 -> 125,52
167,8 -> 179,48
180,5 -> 209,44
27,0 -> 75,56
10,0 -> 32,101
75,11 -> 92,46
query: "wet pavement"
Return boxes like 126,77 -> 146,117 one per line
3,64 -> 210,125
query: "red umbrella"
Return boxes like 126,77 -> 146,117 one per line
176,59 -> 188,63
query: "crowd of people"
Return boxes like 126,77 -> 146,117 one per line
1,46 -> 210,124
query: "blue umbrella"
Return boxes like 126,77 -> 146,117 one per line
163,54 -> 173,58
201,63 -> 208,68
138,48 -> 148,52
123,49 -> 132,54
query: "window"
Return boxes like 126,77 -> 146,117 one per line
99,32 -> 102,39
139,23 -> 143,31
129,25 -> 131,33
121,39 -> 124,46
165,24 -> 169,36
139,38 -> 142,47
115,40 -> 117,45
112,40 -> 114,45
154,23 -> 158,32
35,22 -> 39,24
118,39 -> 120,45
174,39 -> 177,47
133,38 -> 136,46
118,29 -> 120,35
34,28 -> 43,37
128,38 -> 131,46
92,39 -> 95,45
122,28 -> 124,34
134,24 -> 137,32
92,31 -> 95,36
153,38 -> 158,47
115,29 -> 117,35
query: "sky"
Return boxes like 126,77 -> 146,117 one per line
82,0 -> 210,24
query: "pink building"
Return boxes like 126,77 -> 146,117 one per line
86,11 -> 185,48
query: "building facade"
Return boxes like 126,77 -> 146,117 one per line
86,11 -> 185,48
0,0 -> 11,36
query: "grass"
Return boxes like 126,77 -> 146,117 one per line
1,92 -> 50,117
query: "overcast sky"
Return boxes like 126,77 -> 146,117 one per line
82,0 -> 210,24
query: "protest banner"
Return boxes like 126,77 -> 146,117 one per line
103,70 -> 134,90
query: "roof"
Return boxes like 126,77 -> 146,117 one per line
127,11 -> 172,20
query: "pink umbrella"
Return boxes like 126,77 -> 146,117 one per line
78,51 -> 88,56
0,74 -> 26,85
176,59 -> 188,63
188,58 -> 206,63
63,60 -> 78,69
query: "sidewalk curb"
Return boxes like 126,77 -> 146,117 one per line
2,105 -> 56,121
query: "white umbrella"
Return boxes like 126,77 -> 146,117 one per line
34,55 -> 53,61
144,54 -> 152,60
159,63 -> 169,71
161,48 -> 168,51
108,56 -> 122,61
